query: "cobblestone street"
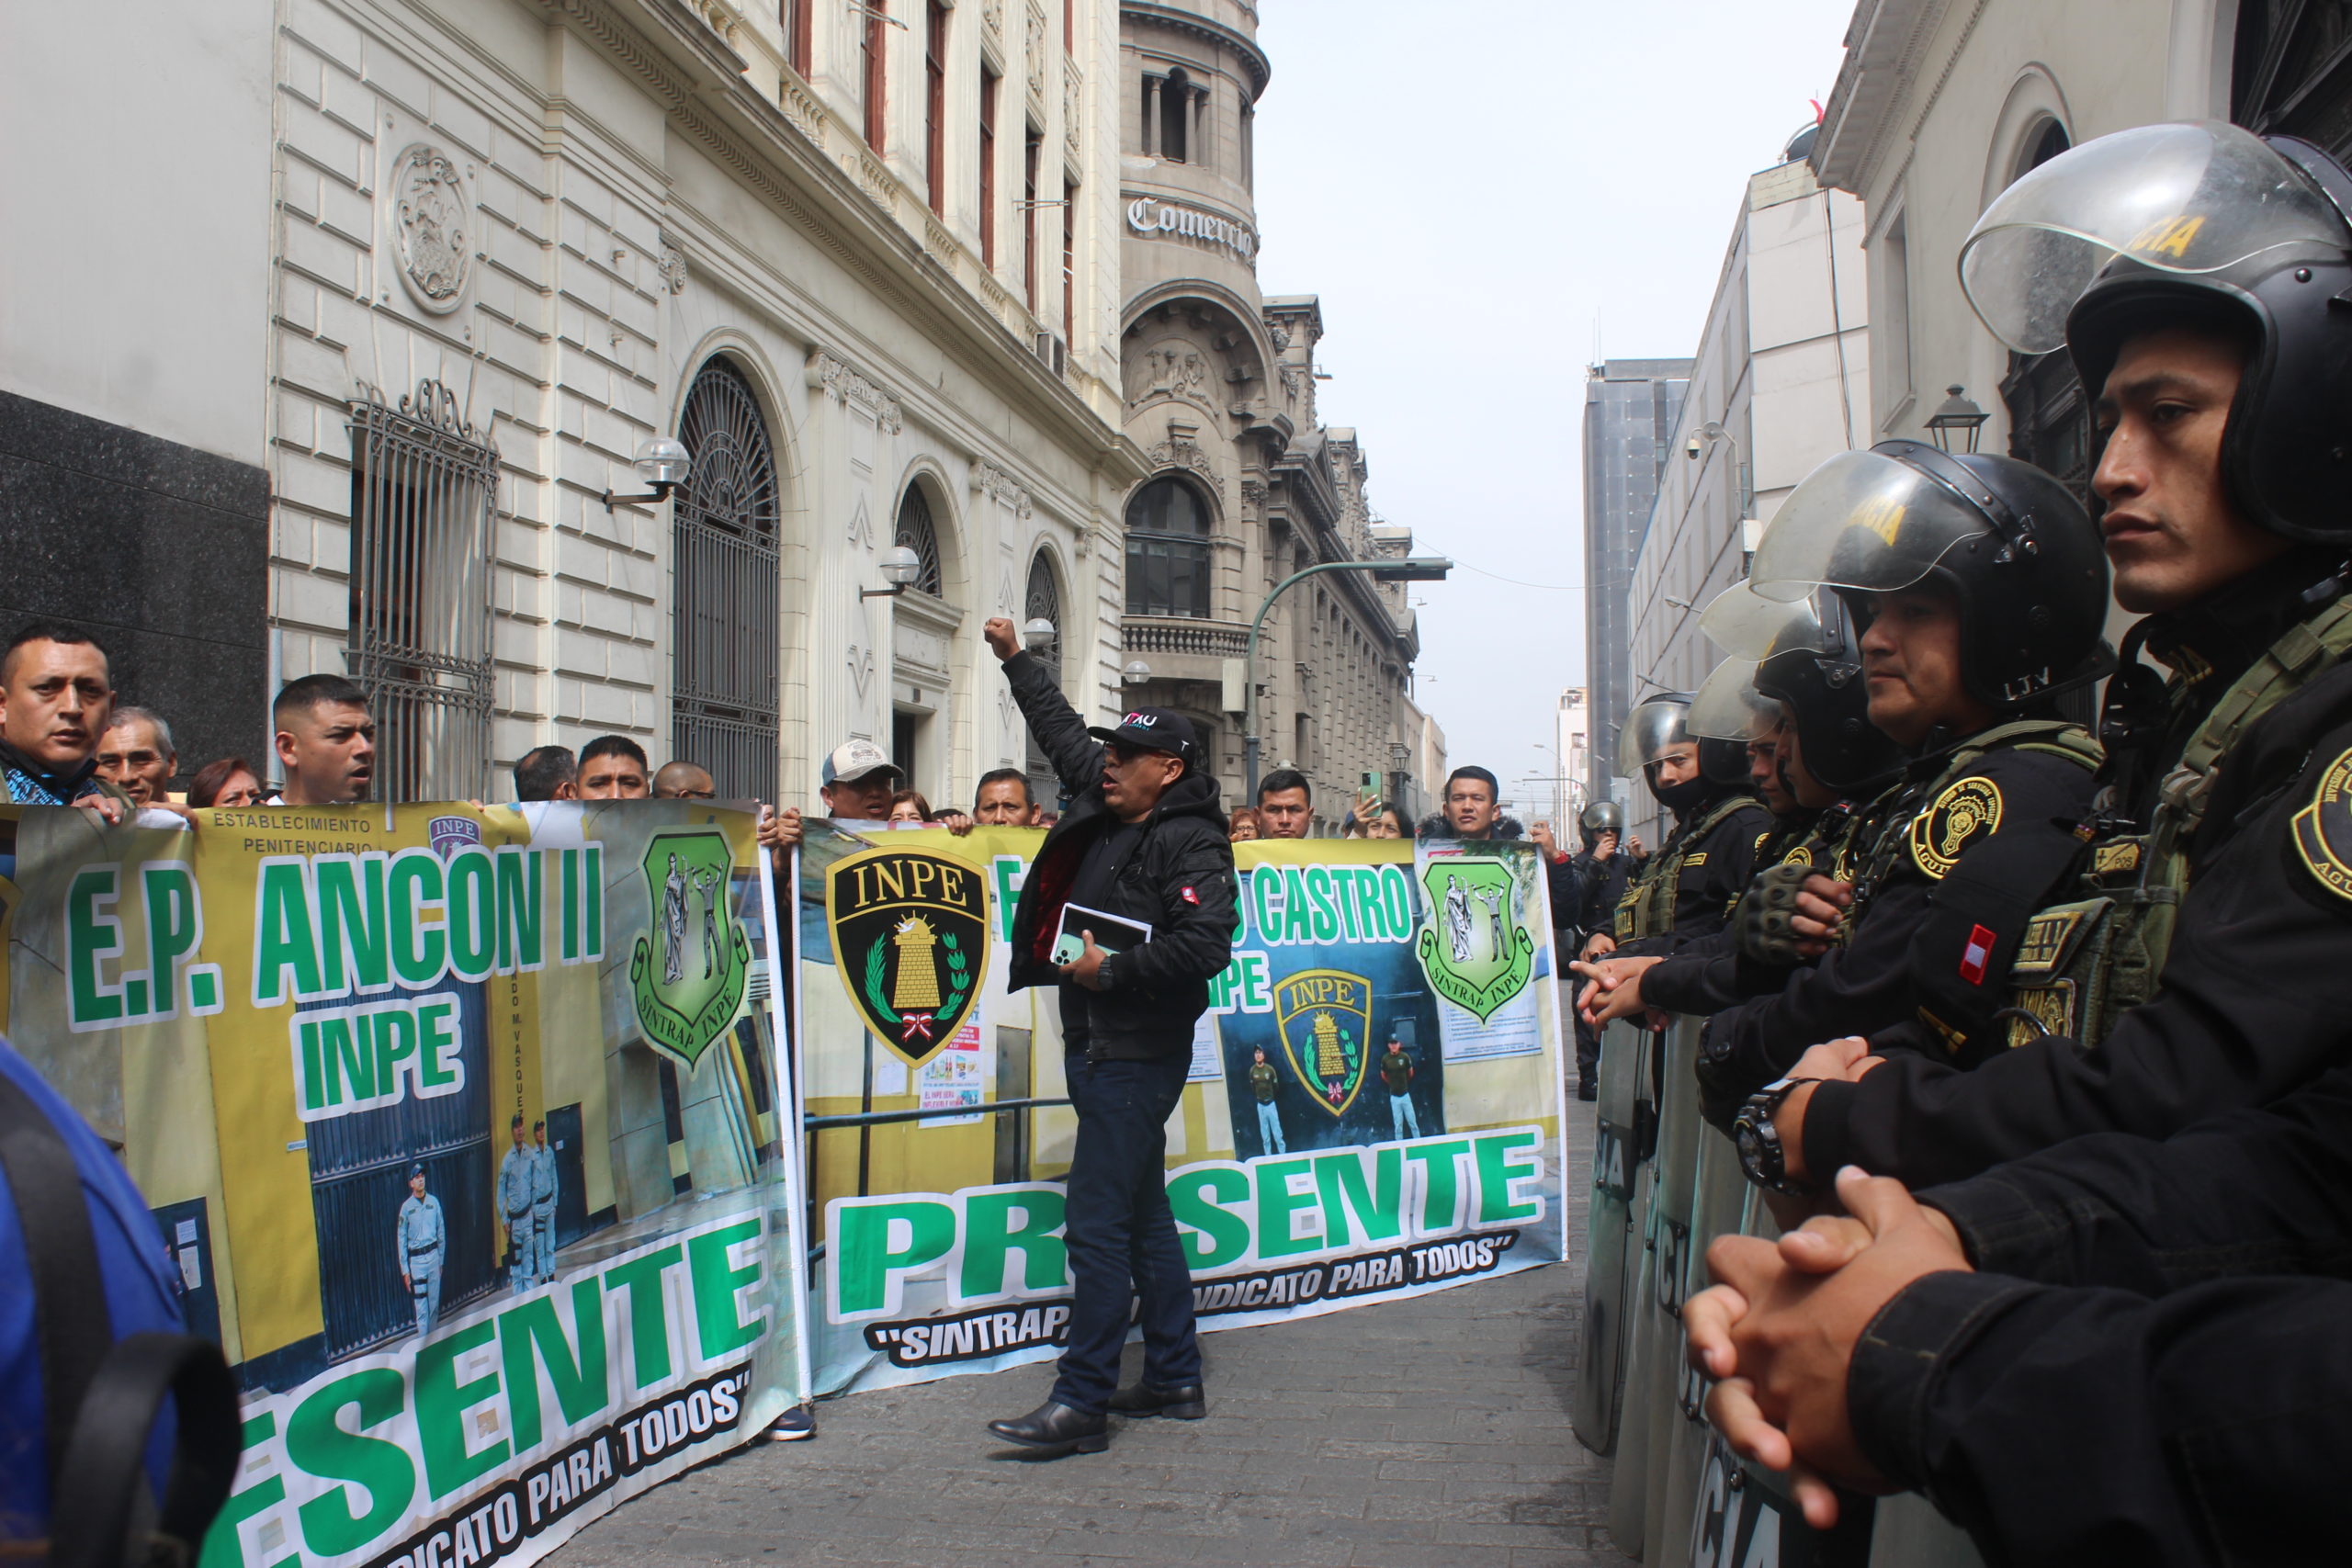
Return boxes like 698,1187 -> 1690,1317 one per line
551,1109 -> 1629,1568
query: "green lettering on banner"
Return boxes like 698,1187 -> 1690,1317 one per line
286,1367 -> 414,1555
500,1280 -> 610,1450
1303,866 -> 1341,943
1476,1129 -> 1544,1223
1169,1167 -> 1251,1269
1316,1145 -> 1405,1247
417,998 -> 460,1089
1253,1156 -> 1323,1259
496,847 -> 543,973
831,1198 -> 956,1317
198,1411 -> 297,1568
371,1008 -> 417,1092
414,1320 -> 509,1499
66,866 -> 123,1025
687,1219 -> 767,1358
143,863 -> 214,1013
1405,1139 -> 1475,1233
447,849 -> 498,981
389,850 -> 447,987
602,1245 -> 684,1390
322,1016 -> 370,1103
960,1188 -> 1066,1300
992,856 -> 1024,942
254,859 -> 322,1004
1279,867 -> 1314,944
316,855 -> 390,995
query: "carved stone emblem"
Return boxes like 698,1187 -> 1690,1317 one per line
390,144 -> 472,315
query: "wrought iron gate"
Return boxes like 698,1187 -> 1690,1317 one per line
672,359 -> 782,803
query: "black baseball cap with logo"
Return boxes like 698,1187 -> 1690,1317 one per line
1088,707 -> 1199,768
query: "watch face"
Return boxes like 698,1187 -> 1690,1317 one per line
1735,1122 -> 1762,1166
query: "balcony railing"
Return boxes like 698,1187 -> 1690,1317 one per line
1122,615 -> 1250,659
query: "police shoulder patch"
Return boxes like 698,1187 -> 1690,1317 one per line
2290,746 -> 2352,902
1909,775 -> 2004,880
1781,844 -> 1814,868
1754,831 -> 1771,856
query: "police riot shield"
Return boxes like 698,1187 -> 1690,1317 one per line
1640,1017 -> 1710,1568
1608,1020 -> 1669,1556
1572,1015 -> 1651,1454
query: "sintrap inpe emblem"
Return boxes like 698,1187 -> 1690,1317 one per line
1909,775 -> 2004,880
1273,969 -> 1374,1117
1415,854 -> 1534,1022
629,830 -> 752,1070
2291,746 -> 2352,903
828,847 -> 989,1066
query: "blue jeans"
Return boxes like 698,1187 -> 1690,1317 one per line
1389,1092 -> 1420,1142
1051,1054 -> 1203,1414
1255,1099 -> 1285,1154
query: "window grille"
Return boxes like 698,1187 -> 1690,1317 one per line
895,484 -> 946,595
1125,475 -> 1214,619
672,359 -> 782,803
346,378 -> 497,803
1024,552 -> 1061,802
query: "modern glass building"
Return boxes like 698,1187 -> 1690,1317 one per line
1582,358 -> 1691,809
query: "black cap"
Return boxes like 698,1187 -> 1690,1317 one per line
408,1162 -> 426,1181
1088,707 -> 1198,766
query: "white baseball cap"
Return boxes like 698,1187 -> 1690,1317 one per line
821,739 -> 903,788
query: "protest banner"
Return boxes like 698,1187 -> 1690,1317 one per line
795,822 -> 1570,1394
0,799 -> 808,1568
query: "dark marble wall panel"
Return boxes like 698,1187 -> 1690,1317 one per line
0,390 -> 272,785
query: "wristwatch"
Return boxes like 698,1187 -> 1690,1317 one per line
1732,1077 -> 1820,1196
1093,952 -> 1119,992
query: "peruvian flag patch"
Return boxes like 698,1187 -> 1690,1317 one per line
1181,886 -> 1199,905
1958,924 -> 1996,987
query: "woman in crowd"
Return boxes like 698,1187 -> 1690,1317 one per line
187,757 -> 265,808
887,789 -> 934,826
1228,807 -> 1261,843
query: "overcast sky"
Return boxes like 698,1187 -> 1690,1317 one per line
1250,0 -> 1857,822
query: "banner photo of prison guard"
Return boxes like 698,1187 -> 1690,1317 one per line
797,822 -> 1570,1395
0,799 -> 809,1568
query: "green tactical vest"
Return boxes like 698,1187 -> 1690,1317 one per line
2005,597 -> 2352,1048
1836,718 -> 2107,945
1613,792 -> 1758,942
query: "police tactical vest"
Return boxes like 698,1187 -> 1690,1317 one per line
2006,597 -> 2352,1047
1614,792 -> 1756,941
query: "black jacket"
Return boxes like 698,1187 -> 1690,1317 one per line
1612,791 -> 1774,958
1572,844 -> 1637,941
1000,652 -> 1237,1058
1641,807 -> 1823,1016
1842,1065 -> 2352,1566
1801,660 -> 2352,1186
1697,737 -> 2095,1124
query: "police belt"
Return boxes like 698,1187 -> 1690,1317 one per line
505,1205 -> 532,1219
406,1243 -> 439,1256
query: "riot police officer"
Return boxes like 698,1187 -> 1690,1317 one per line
1747,120 -> 2352,1193
1588,694 -> 1772,970
396,1162 -> 445,1339
1562,799 -> 1631,1099
1697,440 -> 2112,1143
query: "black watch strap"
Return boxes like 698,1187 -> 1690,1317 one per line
1733,1077 -> 1821,1196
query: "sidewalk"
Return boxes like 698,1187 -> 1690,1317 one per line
552,1109 -> 1630,1568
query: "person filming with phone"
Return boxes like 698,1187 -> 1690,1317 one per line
978,615 -> 1238,1459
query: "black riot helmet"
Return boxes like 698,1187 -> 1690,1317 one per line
1693,583 -> 1903,794
1747,441 -> 2112,712
1620,690 -> 1748,812
1579,800 -> 1624,837
1961,121 -> 2352,545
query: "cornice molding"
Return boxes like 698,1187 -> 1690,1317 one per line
1119,2 -> 1272,99
806,348 -> 904,434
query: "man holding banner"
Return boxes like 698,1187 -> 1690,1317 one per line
979,615 -> 1237,1457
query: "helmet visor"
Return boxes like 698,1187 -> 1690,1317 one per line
1689,657 -> 1784,742
1747,447 -> 1988,602
1580,800 -> 1623,835
1700,581 -> 1835,660
1618,696 -> 1695,776
1959,120 -> 2352,354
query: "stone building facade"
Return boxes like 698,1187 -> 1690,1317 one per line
254,0 -> 1145,810
1115,0 -> 1434,831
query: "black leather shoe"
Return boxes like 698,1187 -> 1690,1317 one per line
986,1400 -> 1108,1455
1577,1081 -> 1599,1101
1109,1381 -> 1206,1419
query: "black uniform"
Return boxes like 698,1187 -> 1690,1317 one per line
1611,790 -> 1773,958
1640,807 -> 1823,1018
1843,1062 -> 2352,1566
1799,658 -> 2352,1187
1698,731 -> 2097,1126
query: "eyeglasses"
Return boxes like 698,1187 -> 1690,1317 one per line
1104,741 -> 1171,767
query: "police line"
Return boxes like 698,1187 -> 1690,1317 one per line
1,800 -> 809,1568
792,822 -> 1573,1393
1579,1015 -> 1982,1568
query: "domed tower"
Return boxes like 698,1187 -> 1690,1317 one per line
1116,4 -> 1426,823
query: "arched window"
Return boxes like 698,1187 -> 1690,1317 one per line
1125,475 -> 1213,619
671,358 -> 781,803
1024,552 -> 1062,804
894,483 -> 945,596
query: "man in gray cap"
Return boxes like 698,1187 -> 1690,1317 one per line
397,1162 -> 446,1338
755,738 -> 908,868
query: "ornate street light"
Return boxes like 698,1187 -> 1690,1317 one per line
1926,385 -> 1990,454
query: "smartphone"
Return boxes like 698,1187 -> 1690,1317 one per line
1361,771 -> 1382,795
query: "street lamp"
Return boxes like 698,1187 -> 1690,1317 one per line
1122,660 -> 1152,687
860,545 -> 923,600
603,436 -> 692,511
1022,616 -> 1058,653
1926,385 -> 1990,453
1242,557 -> 1453,797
